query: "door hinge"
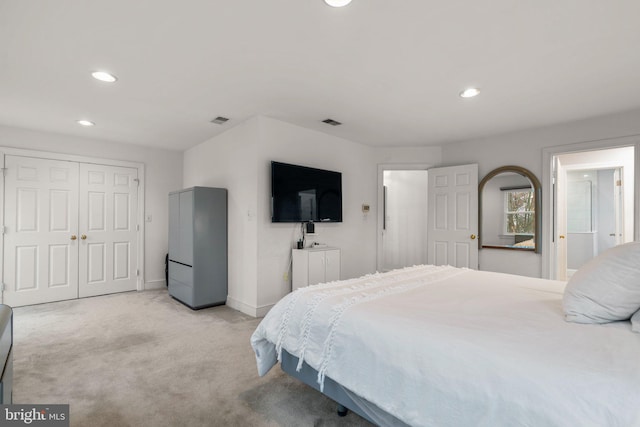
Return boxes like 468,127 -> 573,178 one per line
136,224 -> 140,231
136,269 -> 140,277
1,226 -> 5,235
616,180 -> 622,187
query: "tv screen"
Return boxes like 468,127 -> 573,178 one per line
271,161 -> 342,223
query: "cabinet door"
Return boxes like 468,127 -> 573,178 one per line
308,251 -> 326,285
178,190 -> 194,266
324,249 -> 340,282
168,193 -> 180,261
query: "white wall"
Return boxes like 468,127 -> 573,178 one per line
182,118 -> 260,315
0,124 -> 183,287
441,107 -> 640,277
184,115 -> 442,316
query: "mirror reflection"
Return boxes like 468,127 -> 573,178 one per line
479,166 -> 541,253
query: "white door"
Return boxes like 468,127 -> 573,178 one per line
427,164 -> 479,269
4,156 -> 80,306
554,157 -> 568,280
78,163 -> 138,297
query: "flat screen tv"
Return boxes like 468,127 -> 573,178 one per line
271,161 -> 342,223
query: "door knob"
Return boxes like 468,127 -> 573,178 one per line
470,234 -> 477,240
70,235 -> 77,240
559,235 -> 565,239
81,234 -> 87,240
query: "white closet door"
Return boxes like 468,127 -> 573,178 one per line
4,156 -> 80,306
427,164 -> 479,269
78,163 -> 138,297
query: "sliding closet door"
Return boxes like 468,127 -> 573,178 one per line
3,156 -> 80,306
78,164 -> 138,297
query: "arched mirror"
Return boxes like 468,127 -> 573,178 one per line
479,166 -> 541,254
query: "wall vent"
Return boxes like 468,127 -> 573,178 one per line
211,116 -> 230,124
322,118 -> 342,126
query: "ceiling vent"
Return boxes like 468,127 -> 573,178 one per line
322,118 -> 342,126
211,116 -> 230,125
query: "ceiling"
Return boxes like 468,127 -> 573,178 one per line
1,1 -> 640,152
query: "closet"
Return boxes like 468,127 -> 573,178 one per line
3,155 -> 139,307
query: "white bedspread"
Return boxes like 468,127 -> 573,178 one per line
250,265 -> 640,427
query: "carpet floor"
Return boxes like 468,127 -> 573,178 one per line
11,290 -> 374,427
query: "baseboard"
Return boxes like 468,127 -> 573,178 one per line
255,303 -> 275,318
226,296 -> 275,318
144,279 -> 167,290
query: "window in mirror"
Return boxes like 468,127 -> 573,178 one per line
504,188 -> 534,235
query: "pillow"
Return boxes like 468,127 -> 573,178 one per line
563,241 -> 640,324
632,310 -> 640,333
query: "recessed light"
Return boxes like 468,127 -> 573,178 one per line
91,71 -> 118,83
324,0 -> 352,7
77,120 -> 95,127
460,88 -> 480,98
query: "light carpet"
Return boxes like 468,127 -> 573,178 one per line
11,290 -> 374,427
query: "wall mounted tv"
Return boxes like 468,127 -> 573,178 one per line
271,161 -> 342,223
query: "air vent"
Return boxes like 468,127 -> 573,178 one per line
211,116 -> 230,125
322,118 -> 342,126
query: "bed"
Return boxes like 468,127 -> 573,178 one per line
251,261 -> 640,427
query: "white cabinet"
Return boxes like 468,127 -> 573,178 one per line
292,247 -> 340,291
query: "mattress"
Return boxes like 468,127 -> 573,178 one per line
251,265 -> 640,427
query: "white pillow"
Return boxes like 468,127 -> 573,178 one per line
632,310 -> 640,333
563,241 -> 640,324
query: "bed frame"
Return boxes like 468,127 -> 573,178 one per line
280,350 -> 409,426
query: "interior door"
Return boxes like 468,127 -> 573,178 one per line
427,164 -> 479,269
613,168 -> 624,246
3,155 -> 80,306
78,163 -> 138,297
554,157 -> 568,280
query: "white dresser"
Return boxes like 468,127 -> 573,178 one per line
292,247 -> 340,291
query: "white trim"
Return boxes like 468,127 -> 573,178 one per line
542,135 -> 640,279
226,295 -> 273,318
376,163 -> 432,272
144,279 -> 166,290
0,146 -> 146,297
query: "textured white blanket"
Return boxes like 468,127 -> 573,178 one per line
251,265 -> 640,427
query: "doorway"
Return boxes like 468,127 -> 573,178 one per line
376,163 -> 479,272
381,170 -> 429,271
377,164 -> 431,272
552,146 -> 635,280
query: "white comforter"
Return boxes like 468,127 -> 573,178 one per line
250,265 -> 640,427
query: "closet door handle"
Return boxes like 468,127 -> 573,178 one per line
81,234 -> 87,240
70,235 -> 77,240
